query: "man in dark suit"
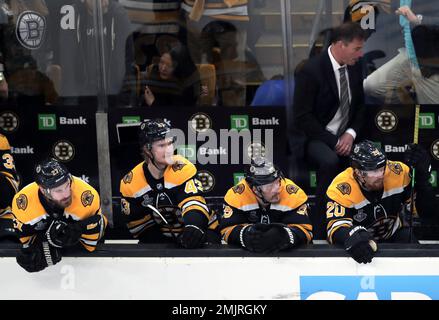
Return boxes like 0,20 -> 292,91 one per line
293,22 -> 367,239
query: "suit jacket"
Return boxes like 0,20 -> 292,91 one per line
293,50 -> 365,149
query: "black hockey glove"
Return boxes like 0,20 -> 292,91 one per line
16,237 -> 61,273
46,220 -> 84,248
240,223 -> 295,253
404,144 -> 432,183
344,226 -> 376,264
179,225 -> 206,249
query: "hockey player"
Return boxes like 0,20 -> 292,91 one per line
219,157 -> 313,253
120,119 -> 212,248
12,158 -> 107,273
326,140 -> 437,264
0,134 -> 20,239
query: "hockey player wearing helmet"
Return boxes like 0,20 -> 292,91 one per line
325,140 -> 438,264
12,158 -> 107,272
120,119 -> 215,248
219,156 -> 313,253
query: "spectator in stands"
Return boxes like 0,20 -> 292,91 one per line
142,44 -> 206,107
119,119 -> 218,247
219,156 -> 313,253
293,22 -> 367,239
363,1 -> 439,104
0,134 -> 20,240
326,140 -> 439,264
12,158 -> 107,273
47,0 -> 134,104
251,75 -> 294,107
0,0 -> 58,104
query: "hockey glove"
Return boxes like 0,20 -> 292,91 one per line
344,226 -> 376,264
239,223 -> 266,252
179,225 -> 206,249
46,220 -> 84,248
16,237 -> 61,273
253,223 -> 296,253
404,144 -> 432,183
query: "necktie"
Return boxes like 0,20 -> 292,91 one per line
338,66 -> 350,135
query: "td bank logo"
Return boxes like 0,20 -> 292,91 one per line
419,113 -> 435,129
233,172 -> 245,185
122,116 -> 141,124
177,145 -> 196,162
38,114 -> 56,130
230,115 -> 249,130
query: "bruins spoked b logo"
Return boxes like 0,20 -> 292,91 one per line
0,112 -> 19,132
431,140 -> 439,161
189,113 -> 212,133
196,170 -> 215,193
375,110 -> 398,132
53,140 -> 75,162
16,11 -> 46,49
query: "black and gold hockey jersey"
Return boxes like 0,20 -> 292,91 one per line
12,177 -> 107,251
0,134 -> 20,219
219,178 -> 313,246
326,161 -> 411,245
120,155 -> 210,241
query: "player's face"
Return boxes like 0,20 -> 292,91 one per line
158,53 -> 174,80
259,178 -> 281,203
46,180 -> 72,208
340,38 -> 364,65
151,138 -> 175,166
360,167 -> 385,190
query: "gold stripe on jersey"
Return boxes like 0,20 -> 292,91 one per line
179,195 -> 210,219
164,155 -> 197,188
287,223 -> 313,243
220,224 -> 249,243
120,162 -> 152,198
224,179 -> 259,211
127,215 -> 155,237
326,161 -> 411,209
0,134 -> 11,150
327,218 -> 353,243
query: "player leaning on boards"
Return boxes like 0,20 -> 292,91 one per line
0,134 -> 20,239
219,157 -> 313,253
325,140 -> 437,264
120,119 -> 215,248
12,159 -> 107,273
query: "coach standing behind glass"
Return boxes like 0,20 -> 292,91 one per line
293,22 -> 367,239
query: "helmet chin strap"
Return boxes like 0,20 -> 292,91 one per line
254,186 -> 271,206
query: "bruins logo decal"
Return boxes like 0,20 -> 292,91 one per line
388,162 -> 402,175
172,161 -> 186,172
232,184 -> 245,194
286,184 -> 299,195
81,190 -> 94,207
16,194 -> 28,210
123,171 -> 133,184
336,183 -> 352,195
121,199 -> 130,215
296,204 -> 308,215
223,205 -> 233,218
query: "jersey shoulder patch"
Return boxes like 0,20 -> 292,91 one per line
12,182 -> 46,223
326,168 -> 364,208
277,178 -> 308,210
224,180 -> 258,211
120,162 -> 149,198
164,155 -> 196,188
69,177 -> 100,219
384,160 -> 411,190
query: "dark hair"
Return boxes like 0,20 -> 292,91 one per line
166,44 -> 197,80
331,22 -> 368,44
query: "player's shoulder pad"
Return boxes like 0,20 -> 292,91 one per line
276,178 -> 308,210
385,160 -> 411,189
68,176 -> 101,219
0,134 -> 11,151
120,162 -> 150,198
224,179 -> 258,211
326,168 -> 364,208
11,182 -> 46,223
164,155 -> 197,188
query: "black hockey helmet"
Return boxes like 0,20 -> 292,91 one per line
350,140 -> 387,171
138,118 -> 174,149
245,156 -> 283,187
35,158 -> 71,189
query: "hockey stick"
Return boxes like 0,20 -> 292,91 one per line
146,204 -> 180,243
409,104 -> 420,243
